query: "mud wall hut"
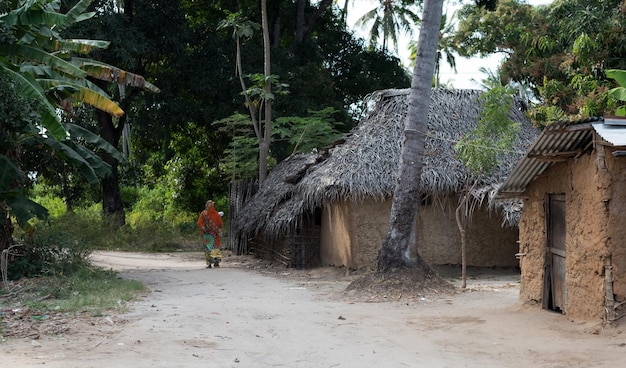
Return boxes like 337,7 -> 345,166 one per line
497,117 -> 626,321
234,88 -> 538,270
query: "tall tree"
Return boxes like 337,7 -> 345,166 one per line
293,0 -> 334,60
220,2 -> 275,185
454,85 -> 519,288
259,0 -> 272,185
377,0 -> 444,272
63,0 -> 160,225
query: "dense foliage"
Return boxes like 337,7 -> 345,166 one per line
59,0 -> 411,213
455,0 -> 626,124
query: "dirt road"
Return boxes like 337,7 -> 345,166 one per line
2,251 -> 625,367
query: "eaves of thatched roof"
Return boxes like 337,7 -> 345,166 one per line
234,153 -> 322,238
235,88 -> 539,238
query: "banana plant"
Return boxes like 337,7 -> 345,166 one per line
0,0 -> 157,236
606,69 -> 626,116
1,0 -> 117,138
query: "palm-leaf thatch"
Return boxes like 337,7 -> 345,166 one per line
234,153 -> 321,239
235,88 -> 538,241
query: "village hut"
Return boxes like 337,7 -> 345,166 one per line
497,117 -> 626,322
234,88 -> 538,270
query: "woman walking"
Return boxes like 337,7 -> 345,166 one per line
197,200 -> 223,268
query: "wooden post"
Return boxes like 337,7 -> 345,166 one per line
604,256 -> 617,323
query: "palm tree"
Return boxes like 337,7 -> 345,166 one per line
339,0 -> 355,25
377,0 -> 445,272
354,0 -> 421,54
472,66 -> 534,109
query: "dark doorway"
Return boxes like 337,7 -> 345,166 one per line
543,194 -> 567,314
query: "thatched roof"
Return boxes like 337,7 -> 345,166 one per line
234,153 -> 320,238
235,88 -> 538,239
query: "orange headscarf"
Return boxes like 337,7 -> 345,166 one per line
197,201 -> 223,245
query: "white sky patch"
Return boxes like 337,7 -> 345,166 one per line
344,0 -> 554,90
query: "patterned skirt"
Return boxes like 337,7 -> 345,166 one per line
202,233 -> 221,265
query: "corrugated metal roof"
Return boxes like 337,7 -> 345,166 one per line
593,119 -> 626,145
497,117 -> 608,196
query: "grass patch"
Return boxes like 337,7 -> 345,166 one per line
3,267 -> 147,316
1,267 -> 147,339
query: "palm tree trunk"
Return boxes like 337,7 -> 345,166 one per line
377,0 -> 444,272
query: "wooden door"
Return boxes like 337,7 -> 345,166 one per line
544,194 -> 567,313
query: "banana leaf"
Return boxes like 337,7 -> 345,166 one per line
0,155 -> 48,227
66,141 -> 114,177
56,39 -> 110,54
1,0 -> 59,27
63,0 -> 95,27
5,195 -> 49,227
608,87 -> 626,102
75,58 -> 161,93
606,69 -> 626,88
41,137 -> 101,184
66,123 -> 124,163
0,62 -> 67,140
38,78 -> 124,117
1,44 -> 87,78
70,87 -> 125,117
0,155 -> 24,193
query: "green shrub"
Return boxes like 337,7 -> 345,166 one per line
120,186 -> 140,208
34,194 -> 66,218
10,217 -> 92,279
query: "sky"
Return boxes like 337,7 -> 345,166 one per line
346,0 -> 553,89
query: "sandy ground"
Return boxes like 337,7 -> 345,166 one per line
2,251 -> 626,368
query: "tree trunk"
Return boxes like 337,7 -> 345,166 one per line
456,200 -> 467,289
456,179 -> 477,289
0,202 -> 14,254
377,0 -> 444,272
1,145 -> 19,253
60,167 -> 74,214
97,108 -> 126,227
294,0 -> 305,47
293,0 -> 333,61
259,0 -> 272,185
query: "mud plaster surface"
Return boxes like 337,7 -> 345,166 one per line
519,150 -> 626,320
322,197 -> 518,271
